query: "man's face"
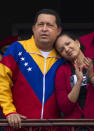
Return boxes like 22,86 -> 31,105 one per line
32,14 -> 61,51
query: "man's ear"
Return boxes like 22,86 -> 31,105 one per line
57,27 -> 62,36
32,25 -> 35,33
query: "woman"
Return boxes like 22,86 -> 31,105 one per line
55,32 -> 94,131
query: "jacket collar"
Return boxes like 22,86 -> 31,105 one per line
28,35 -> 60,58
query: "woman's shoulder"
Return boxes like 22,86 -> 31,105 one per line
57,60 -> 71,72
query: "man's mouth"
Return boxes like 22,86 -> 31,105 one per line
40,34 -> 48,38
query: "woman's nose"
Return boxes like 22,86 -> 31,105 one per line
65,46 -> 69,52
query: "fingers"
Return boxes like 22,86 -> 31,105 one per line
74,57 -> 93,79
6,113 -> 22,128
16,115 -> 21,128
75,57 -> 92,70
83,57 -> 93,69
74,60 -> 83,72
19,114 -> 27,119
74,59 -> 83,82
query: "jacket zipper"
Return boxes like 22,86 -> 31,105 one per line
41,57 -> 46,119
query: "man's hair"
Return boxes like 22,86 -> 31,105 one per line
33,9 -> 62,28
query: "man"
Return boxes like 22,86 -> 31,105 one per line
0,9 -> 63,131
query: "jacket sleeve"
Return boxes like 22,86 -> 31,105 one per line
55,65 -> 76,115
0,44 -> 18,116
0,63 -> 17,116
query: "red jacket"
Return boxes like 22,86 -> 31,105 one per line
79,32 -> 94,59
55,64 -> 94,131
55,64 -> 94,119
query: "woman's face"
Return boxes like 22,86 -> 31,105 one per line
55,35 -> 80,61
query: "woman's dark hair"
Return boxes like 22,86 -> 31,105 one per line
55,32 -> 85,52
33,9 -> 62,28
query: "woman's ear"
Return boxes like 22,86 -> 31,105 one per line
75,40 -> 80,48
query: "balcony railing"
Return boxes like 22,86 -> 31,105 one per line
0,119 -> 94,127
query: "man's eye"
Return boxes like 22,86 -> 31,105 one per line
48,24 -> 53,26
38,23 -> 44,26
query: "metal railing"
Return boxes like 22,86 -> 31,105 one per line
0,119 -> 94,127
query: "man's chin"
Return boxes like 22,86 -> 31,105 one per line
40,40 -> 49,44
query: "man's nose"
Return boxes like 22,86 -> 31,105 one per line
42,24 -> 47,30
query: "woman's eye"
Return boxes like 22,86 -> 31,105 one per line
60,48 -> 64,53
66,42 -> 70,45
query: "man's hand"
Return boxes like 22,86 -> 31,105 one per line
6,113 -> 27,128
